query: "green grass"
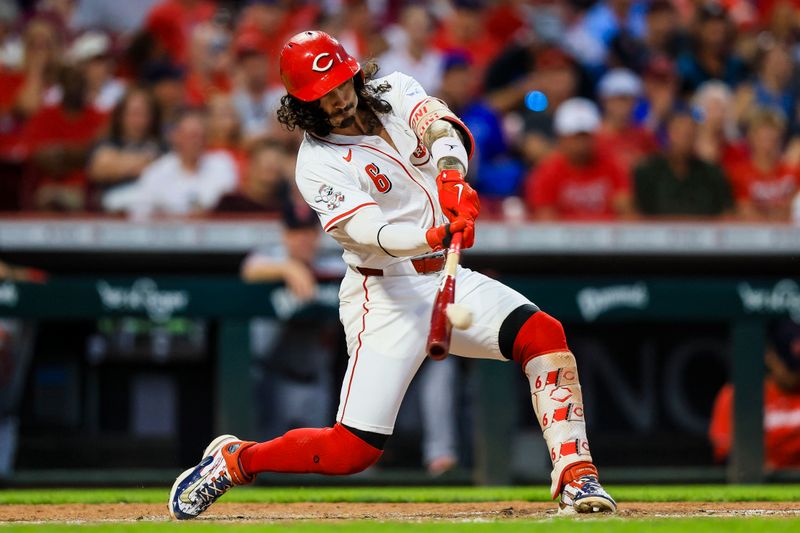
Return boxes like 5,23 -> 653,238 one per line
2,519 -> 800,532
1,485 -> 799,505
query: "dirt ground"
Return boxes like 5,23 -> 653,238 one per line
2,501 -> 800,523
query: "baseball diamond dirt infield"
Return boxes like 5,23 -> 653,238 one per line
2,486 -> 800,531
2,501 -> 800,522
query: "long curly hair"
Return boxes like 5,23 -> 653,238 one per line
277,61 -> 392,137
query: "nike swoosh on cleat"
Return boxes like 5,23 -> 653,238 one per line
343,149 -> 352,162
179,458 -> 221,504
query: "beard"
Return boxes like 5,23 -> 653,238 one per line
338,115 -> 356,128
329,104 -> 355,128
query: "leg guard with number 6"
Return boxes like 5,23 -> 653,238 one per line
507,309 -> 598,498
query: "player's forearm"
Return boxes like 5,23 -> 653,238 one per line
410,97 -> 472,174
424,120 -> 468,174
343,208 -> 431,257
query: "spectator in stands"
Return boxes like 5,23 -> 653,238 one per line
580,0 -> 642,62
432,0 -> 500,75
513,48 -> 582,166
214,140 -> 288,213
127,109 -> 237,219
638,54 -> 680,135
641,0 -> 682,61
709,318 -> 800,469
609,0 -> 682,73
525,97 -> 634,220
234,0 -> 316,88
379,4 -> 443,95
18,66 -> 108,211
441,55 -> 524,200
692,81 -> 746,167
677,3 -> 748,93
331,0 -> 387,61
88,87 -> 164,213
733,41 -> 798,134
66,31 -> 126,113
231,33 -> 283,145
726,108 -> 797,221
184,22 -> 233,108
206,93 -> 244,179
144,0 -> 217,67
5,16 -> 62,120
634,108 -> 734,217
595,68 -> 659,174
142,61 -> 186,134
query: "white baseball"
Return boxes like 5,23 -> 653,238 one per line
446,304 -> 473,330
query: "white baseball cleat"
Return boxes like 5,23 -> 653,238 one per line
168,434 -> 254,520
558,475 -> 617,514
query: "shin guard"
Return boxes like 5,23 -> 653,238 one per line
525,351 -> 595,498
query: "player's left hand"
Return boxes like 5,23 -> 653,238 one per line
436,169 -> 480,223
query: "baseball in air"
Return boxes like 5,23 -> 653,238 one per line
446,304 -> 473,330
525,90 -> 548,112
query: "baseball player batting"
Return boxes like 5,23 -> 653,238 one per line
169,31 -> 616,519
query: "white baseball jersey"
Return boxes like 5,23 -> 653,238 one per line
295,71 -> 447,270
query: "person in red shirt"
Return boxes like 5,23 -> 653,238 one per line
145,0 -> 217,67
595,69 -> 659,175
525,98 -> 634,220
233,0 -> 319,87
17,67 -> 108,211
709,318 -> 800,469
184,22 -> 233,107
432,0 -> 501,76
726,108 -> 798,221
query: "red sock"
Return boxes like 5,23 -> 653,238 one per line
239,423 -> 382,477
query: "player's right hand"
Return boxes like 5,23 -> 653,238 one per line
425,217 -> 475,251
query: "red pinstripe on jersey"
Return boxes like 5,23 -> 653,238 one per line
323,202 -> 378,232
339,275 -> 370,423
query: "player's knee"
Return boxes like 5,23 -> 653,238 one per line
330,424 -> 385,475
498,304 -> 568,367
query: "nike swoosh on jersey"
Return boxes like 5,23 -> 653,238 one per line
343,149 -> 352,162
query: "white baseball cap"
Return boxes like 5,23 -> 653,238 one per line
67,32 -> 111,64
554,98 -> 601,136
598,68 -> 642,98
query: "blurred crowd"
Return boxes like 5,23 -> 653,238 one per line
1,0 -> 800,222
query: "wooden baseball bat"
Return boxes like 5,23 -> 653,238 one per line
426,232 -> 463,360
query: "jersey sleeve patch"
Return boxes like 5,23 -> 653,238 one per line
296,157 -> 378,233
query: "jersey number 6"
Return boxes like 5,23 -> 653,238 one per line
365,163 -> 392,193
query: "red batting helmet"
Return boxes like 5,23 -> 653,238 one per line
280,31 -> 361,102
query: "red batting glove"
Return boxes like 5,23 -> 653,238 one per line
436,169 -> 480,223
425,217 -> 475,252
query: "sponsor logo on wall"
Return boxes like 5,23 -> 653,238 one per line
270,284 -> 339,320
738,279 -> 800,320
576,283 -> 649,322
96,278 -> 189,321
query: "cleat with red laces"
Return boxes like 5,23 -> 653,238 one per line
169,434 -> 255,520
559,475 -> 617,514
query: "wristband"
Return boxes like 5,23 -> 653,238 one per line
430,136 -> 469,173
